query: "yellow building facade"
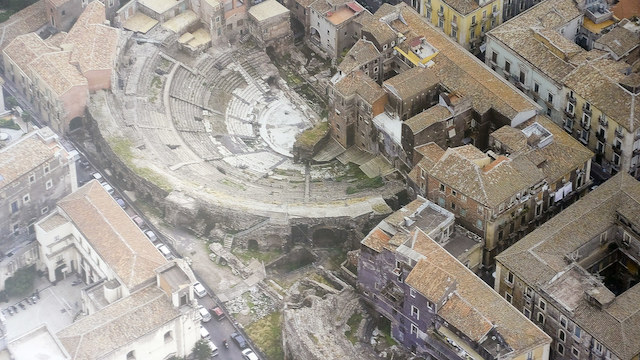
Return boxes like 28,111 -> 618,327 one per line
422,0 -> 502,53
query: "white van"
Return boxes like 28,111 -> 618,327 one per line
207,340 -> 219,357
199,306 -> 212,322
199,325 -> 210,339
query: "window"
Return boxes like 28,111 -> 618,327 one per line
573,326 -> 581,339
505,60 -> 511,73
438,18 -> 444,28
505,292 -> 512,303
567,101 -> 575,114
41,207 -> 48,215
440,183 -> 445,192
426,301 -> 433,310
523,308 -> 531,318
44,164 -> 50,174
558,343 -> 565,355
451,189 -> 457,196
547,93 -> 553,103
572,347 -> 580,357
46,179 -> 53,190
472,15 -> 476,24
492,52 -> 497,63
476,219 -> 483,229
10,201 -> 18,213
538,299 -> 546,311
613,153 -> 621,166
411,305 -> 419,320
483,10 -> 487,18
537,312 -> 545,324
127,351 -> 136,360
410,288 -> 416,298
559,329 -> 566,342
460,208 -> 467,217
535,202 -> 542,217
534,82 -> 539,94
13,224 -> 19,236
22,194 -> 30,204
594,342 -> 603,354
477,206 -> 483,215
560,315 -> 568,328
580,129 -> 589,143
519,71 -> 525,84
506,271 -> 514,284
451,202 -> 456,211
164,331 -> 173,343
451,27 -> 457,39
29,174 -> 35,183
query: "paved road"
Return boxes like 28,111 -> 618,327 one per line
73,152 -> 255,360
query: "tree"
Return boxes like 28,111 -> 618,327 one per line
22,112 -> 32,125
192,339 -> 212,360
4,265 -> 35,298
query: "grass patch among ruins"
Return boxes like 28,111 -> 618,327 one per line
233,248 -> 282,264
344,312 -> 363,344
245,311 -> 284,360
108,136 -> 174,192
295,121 -> 328,148
346,176 -> 384,194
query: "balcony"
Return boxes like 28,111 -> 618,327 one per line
564,110 -> 575,119
599,115 -> 608,127
470,20 -> 477,28
634,148 -> 640,156
596,131 -> 606,142
615,128 -> 624,138
425,2 -> 431,8
451,21 -> 457,28
583,104 -> 592,115
613,145 -> 622,155
566,93 -> 576,104
580,120 -> 591,131
492,10 -> 500,18
438,8 -> 444,17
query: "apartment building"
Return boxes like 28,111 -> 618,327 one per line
0,127 -> 77,290
417,0 -> 502,55
485,0 -> 640,180
408,116 -> 593,266
35,181 -> 201,359
329,3 -> 541,170
2,1 -> 120,134
308,0 -> 367,58
45,0 -> 121,32
358,226 -> 551,359
495,172 -> 640,360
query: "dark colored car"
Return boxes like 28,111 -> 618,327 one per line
231,332 -> 248,349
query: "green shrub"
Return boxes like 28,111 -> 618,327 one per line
5,265 -> 35,298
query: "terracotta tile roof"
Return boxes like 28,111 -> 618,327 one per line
383,66 -> 439,100
63,2 -> 119,74
493,116 -> 593,183
29,51 -> 87,96
563,58 -> 639,131
487,0 -> 582,83
0,127 -> 68,188
423,145 -> 544,208
57,181 -> 167,290
46,0 -> 72,7
404,105 -> 452,134
3,33 -> 59,72
337,38 -> 380,73
360,12 -> 396,46
405,230 -> 551,356
497,172 -> 640,360
0,1 -> 47,49
438,293 -> 493,342
612,0 -> 640,20
414,142 -> 445,163
334,70 -> 386,104
44,32 -> 67,48
595,26 -> 640,59
57,285 -> 181,360
406,261 -> 455,300
442,0 -> 483,15
361,227 -> 391,252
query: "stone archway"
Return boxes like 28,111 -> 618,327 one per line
69,116 -> 83,132
312,228 -> 338,248
248,239 -> 259,251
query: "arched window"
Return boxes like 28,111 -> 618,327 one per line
127,350 -> 136,360
164,331 -> 173,343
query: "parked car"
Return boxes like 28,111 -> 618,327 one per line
131,215 -> 145,228
155,244 -> 172,259
100,182 -> 114,195
211,306 -> 225,321
198,305 -> 211,322
115,197 -> 126,209
193,282 -> 207,298
144,230 -> 157,242
231,332 -> 248,349
200,325 -> 210,339
92,172 -> 103,182
241,349 -> 258,360
207,340 -> 219,357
